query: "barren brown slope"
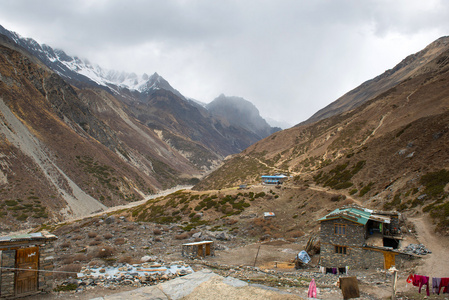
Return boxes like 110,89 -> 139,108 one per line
195,37 -> 449,233
305,36 -> 449,124
0,39 -> 203,231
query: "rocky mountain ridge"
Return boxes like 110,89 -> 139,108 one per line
0,26 -> 278,230
305,36 -> 449,124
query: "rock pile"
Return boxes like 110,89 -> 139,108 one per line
68,262 -> 193,291
402,243 -> 431,255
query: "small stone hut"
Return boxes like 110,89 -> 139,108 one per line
182,241 -> 214,259
0,231 -> 57,298
318,205 -> 411,270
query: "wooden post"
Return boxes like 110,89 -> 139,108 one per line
391,268 -> 398,300
253,244 -> 261,267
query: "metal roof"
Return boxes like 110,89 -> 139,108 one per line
318,207 -> 372,225
182,240 -> 214,246
0,231 -> 57,243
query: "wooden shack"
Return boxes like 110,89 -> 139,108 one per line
0,231 -> 57,298
182,241 -> 214,259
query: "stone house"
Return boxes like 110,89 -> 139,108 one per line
0,231 -> 57,298
182,241 -> 214,259
318,205 -> 410,270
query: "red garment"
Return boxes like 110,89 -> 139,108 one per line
406,274 -> 414,284
418,276 -> 430,296
412,274 -> 421,287
440,278 -> 449,294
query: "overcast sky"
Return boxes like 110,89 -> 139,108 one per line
1,1 -> 448,126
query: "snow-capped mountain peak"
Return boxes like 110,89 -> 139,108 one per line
0,24 -> 184,98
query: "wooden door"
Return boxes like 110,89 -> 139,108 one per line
383,252 -> 395,269
197,245 -> 203,257
15,247 -> 39,296
205,243 -> 211,256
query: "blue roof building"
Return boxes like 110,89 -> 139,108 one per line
261,174 -> 288,185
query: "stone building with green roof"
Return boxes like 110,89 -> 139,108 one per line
318,205 -> 409,271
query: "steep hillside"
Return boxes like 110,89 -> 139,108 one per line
0,25 -> 279,158
0,26 -> 282,231
0,36 -> 203,230
305,36 -> 449,124
195,37 -> 449,233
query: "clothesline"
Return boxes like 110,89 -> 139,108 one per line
407,273 -> 449,296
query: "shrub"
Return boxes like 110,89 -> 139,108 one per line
420,169 -> 449,198
174,233 -> 189,240
114,237 -> 127,245
87,232 -> 97,238
96,246 -> 114,258
118,255 -> 133,264
59,242 -> 70,249
103,233 -> 113,239
288,230 -> 304,238
153,228 -> 162,235
73,254 -> 88,262
89,240 -> 102,246
54,264 -> 82,279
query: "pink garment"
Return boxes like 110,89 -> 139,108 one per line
308,278 -> 317,298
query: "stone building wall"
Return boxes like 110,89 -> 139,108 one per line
0,241 -> 56,298
0,250 -> 16,298
39,243 -> 56,293
320,244 -> 385,269
320,218 -> 365,247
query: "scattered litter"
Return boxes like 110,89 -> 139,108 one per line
402,243 -> 431,255
77,262 -> 193,284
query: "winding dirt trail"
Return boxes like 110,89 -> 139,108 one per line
409,216 -> 449,277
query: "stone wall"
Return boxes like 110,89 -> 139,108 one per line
39,243 -> 56,293
320,244 -> 385,269
320,218 -> 365,247
0,250 -> 15,297
320,218 -> 390,269
0,241 -> 56,298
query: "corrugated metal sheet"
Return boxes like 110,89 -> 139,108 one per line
318,207 -> 372,225
0,231 -> 57,243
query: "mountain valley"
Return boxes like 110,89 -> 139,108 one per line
0,25 -> 449,299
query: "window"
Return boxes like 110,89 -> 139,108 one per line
335,246 -> 347,254
334,223 -> 346,235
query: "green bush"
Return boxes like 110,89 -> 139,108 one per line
420,169 -> 449,198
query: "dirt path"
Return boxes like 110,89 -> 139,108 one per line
409,216 -> 449,277
65,185 -> 193,222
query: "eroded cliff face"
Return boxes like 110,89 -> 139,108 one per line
0,39 -> 202,228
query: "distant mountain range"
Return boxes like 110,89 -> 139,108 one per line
0,25 -> 279,230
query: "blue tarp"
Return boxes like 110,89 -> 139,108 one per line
297,250 -> 311,264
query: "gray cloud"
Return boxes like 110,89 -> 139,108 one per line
1,0 -> 448,125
